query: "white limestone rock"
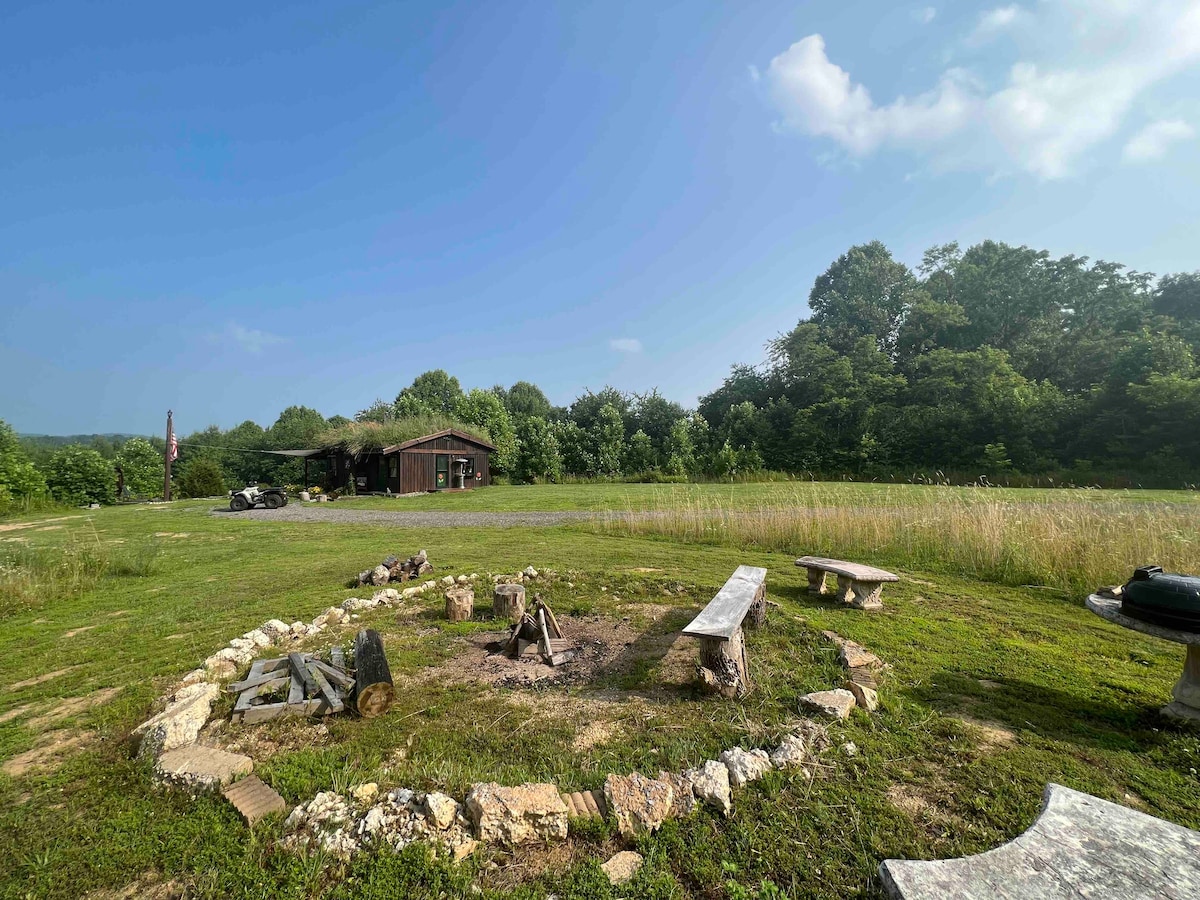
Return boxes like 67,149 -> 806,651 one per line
799,689 -> 857,720
769,734 -> 808,769
719,747 -> 773,788
135,682 -> 220,758
685,760 -> 732,816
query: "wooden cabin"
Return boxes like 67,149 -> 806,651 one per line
326,429 -> 495,494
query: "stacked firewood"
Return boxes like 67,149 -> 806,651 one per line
358,550 -> 434,586
230,629 -> 395,724
503,596 -> 576,667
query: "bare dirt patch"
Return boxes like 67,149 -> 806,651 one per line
0,703 -> 34,724
9,666 -> 81,691
63,625 -> 97,638
83,872 -> 183,899
215,719 -> 333,761
572,720 -> 619,751
28,688 -> 120,730
886,782 -> 966,838
0,515 -> 82,533
2,729 -> 92,776
403,615 -> 646,689
953,715 -> 1017,750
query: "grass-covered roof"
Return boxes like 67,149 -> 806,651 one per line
314,417 -> 492,456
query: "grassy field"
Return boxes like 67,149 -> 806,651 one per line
327,481 -> 1200,512
2,487 -> 1199,898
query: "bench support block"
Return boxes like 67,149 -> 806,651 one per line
806,568 -> 827,594
1165,645 -> 1200,721
697,628 -> 751,699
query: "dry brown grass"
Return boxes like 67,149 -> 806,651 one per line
599,489 -> 1199,594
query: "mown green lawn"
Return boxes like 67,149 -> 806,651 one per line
1,496 -> 1199,899
322,481 -> 1199,513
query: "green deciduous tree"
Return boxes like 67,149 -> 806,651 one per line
808,241 -> 916,354
397,370 -> 463,415
555,421 -> 594,475
501,381 -> 553,420
514,416 -> 562,483
0,418 -> 47,509
115,437 -> 163,497
454,389 -> 517,475
591,403 -> 624,476
623,429 -> 655,473
46,445 -> 114,505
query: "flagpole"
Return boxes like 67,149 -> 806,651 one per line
164,409 -> 174,502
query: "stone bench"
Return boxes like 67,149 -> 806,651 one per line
682,565 -> 767,698
796,557 -> 898,610
880,783 -> 1200,899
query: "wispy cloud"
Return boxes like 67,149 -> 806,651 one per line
610,338 -> 643,354
1123,118 -> 1194,161
913,7 -> 937,24
969,4 -> 1025,42
762,0 -> 1200,179
220,322 -> 288,354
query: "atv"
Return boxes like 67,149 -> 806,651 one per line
229,484 -> 289,511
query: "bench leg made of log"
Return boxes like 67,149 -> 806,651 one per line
806,568 -> 827,594
747,581 -> 767,628
697,628 -> 751,699
1164,644 -> 1200,722
848,580 -> 884,610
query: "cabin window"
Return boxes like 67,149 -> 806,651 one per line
435,454 -> 449,488
388,457 -> 398,478
464,457 -> 475,478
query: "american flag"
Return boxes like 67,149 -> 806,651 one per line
168,430 -> 178,462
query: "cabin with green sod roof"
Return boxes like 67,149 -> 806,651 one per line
324,428 -> 495,494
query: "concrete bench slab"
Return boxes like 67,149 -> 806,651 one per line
880,783 -> 1200,899
683,565 -> 767,697
796,557 -> 898,610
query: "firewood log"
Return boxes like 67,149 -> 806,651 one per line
352,628 -> 394,718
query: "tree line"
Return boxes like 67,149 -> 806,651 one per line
2,237 -> 1197,510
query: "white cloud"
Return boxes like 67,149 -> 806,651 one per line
1123,118 -> 1195,160
762,0 -> 1200,179
914,7 -> 938,24
609,338 -> 643,353
222,323 -> 287,354
970,5 -> 1026,41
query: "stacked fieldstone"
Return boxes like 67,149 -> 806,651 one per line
798,630 -> 886,719
278,718 -> 832,868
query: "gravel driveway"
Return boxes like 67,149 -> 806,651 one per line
212,504 -> 597,527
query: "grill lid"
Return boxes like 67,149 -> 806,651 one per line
1121,565 -> 1200,631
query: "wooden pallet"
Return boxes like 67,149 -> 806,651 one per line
230,653 -> 354,724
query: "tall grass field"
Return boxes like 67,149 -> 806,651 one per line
598,487 -> 1198,596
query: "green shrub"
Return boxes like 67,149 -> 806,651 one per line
45,445 -> 114,505
175,457 -> 227,498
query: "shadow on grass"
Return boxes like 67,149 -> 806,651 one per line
904,668 -> 1173,753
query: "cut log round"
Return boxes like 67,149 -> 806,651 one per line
493,584 -> 526,622
353,629 -> 394,718
445,586 -> 474,622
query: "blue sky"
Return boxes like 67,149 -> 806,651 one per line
2,0 -> 1199,436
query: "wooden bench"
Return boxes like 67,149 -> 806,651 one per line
796,557 -> 898,610
880,783 -> 1200,898
682,565 -> 767,698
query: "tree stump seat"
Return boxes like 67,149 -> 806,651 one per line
880,783 -> 1200,898
796,556 -> 899,610
682,565 -> 768,698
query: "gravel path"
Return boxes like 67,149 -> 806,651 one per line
212,504 -> 597,528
